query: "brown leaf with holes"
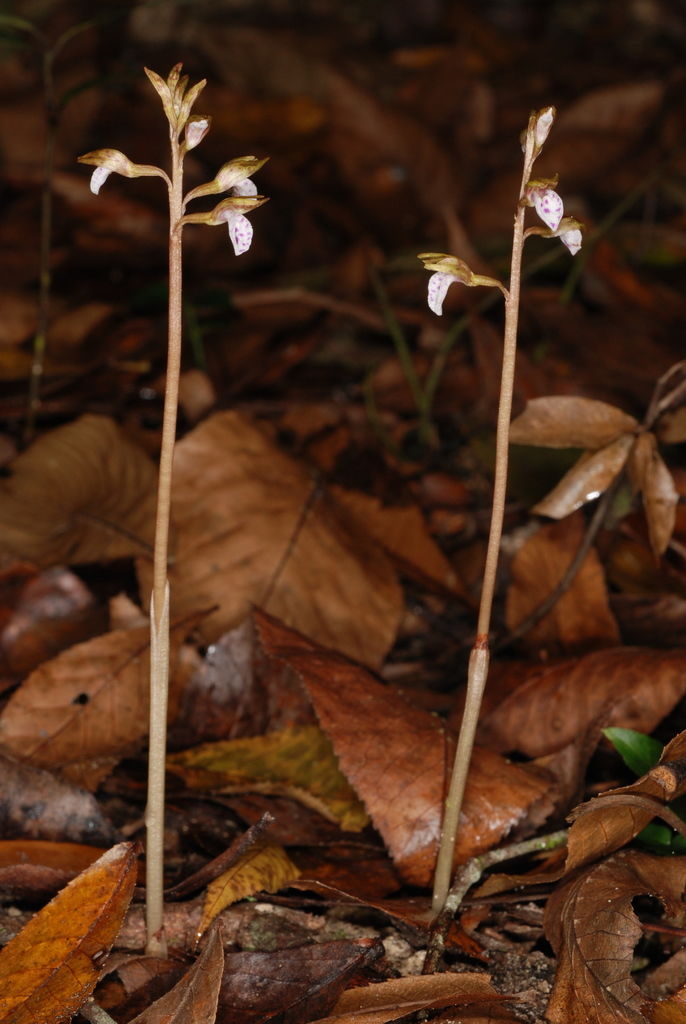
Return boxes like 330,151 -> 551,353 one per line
477,648 -> 686,758
544,850 -> 686,1024
533,434 -> 635,519
509,396 -> 638,450
128,928 -> 225,1024
506,513 -> 620,654
137,411 -> 402,668
565,728 -> 686,873
0,618 -> 194,788
0,842 -> 137,1024
629,432 -> 679,557
0,416 -> 157,566
255,610 -> 555,886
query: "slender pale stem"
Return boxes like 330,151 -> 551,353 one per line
145,132 -> 184,957
431,130 -> 537,915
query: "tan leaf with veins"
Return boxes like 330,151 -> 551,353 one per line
0,415 -> 157,566
629,432 -> 678,557
510,396 -> 638,450
137,411 -> 401,668
544,850 -> 686,1024
533,433 -> 634,518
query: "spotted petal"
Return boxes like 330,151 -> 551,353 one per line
227,211 -> 253,255
232,177 -> 258,198
427,272 -> 458,316
534,189 -> 563,232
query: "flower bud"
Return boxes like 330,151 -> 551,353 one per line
185,116 -> 211,150
534,106 -> 555,148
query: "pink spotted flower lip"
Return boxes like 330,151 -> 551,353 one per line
525,177 -> 564,232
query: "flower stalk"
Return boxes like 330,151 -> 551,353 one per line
79,64 -> 268,955
419,107 -> 582,914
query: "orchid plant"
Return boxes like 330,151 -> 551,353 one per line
419,107 -> 582,914
79,64 -> 267,956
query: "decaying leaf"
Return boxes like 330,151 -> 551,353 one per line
216,938 -> 382,1024
200,843 -> 299,937
128,927 -> 225,1024
167,724 -> 370,831
533,433 -> 635,519
255,611 -> 555,885
136,411 -> 402,667
565,728 -> 686,873
0,416 -> 157,566
509,396 -> 638,450
478,648 -> 686,758
629,432 -> 679,557
0,618 -> 194,788
505,513 -> 620,654
0,842 -> 137,1024
544,850 -> 686,1024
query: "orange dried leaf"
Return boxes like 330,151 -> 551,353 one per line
0,842 -> 137,1024
509,396 -> 638,450
199,843 -> 299,937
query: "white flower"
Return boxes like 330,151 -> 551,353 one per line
90,166 -> 111,195
218,176 -> 257,256
560,226 -> 582,255
185,117 -> 210,150
534,107 -> 555,148
427,272 -> 459,316
533,188 -> 563,232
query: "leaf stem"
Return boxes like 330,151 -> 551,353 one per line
145,128 -> 185,958
431,127 -> 537,915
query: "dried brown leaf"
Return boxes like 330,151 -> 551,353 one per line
311,972 -> 506,1024
629,433 -> 678,556
505,513 -> 620,654
256,611 -> 555,886
0,619 -> 192,787
565,729 -> 686,872
0,416 -> 157,566
533,434 -> 635,519
544,850 -> 686,1024
137,411 -> 401,668
199,843 -> 299,937
509,396 -> 638,450
0,842 -> 137,1024
478,648 -> 686,758
128,928 -> 224,1024
216,938 -> 382,1024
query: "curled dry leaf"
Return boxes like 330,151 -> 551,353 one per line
199,843 -> 299,937
0,842 -> 137,1024
478,648 -> 686,758
0,618 -> 194,788
533,433 -> 635,519
629,432 -> 679,557
0,415 -> 157,566
565,728 -> 686,873
544,850 -> 686,1024
127,927 -> 224,1024
313,972 -> 509,1024
509,396 -> 638,450
505,513 -> 620,654
136,411 -> 402,668
255,611 -> 555,886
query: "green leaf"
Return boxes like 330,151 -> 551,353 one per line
603,727 -> 663,777
636,822 -> 673,850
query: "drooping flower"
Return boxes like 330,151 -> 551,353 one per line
90,166 -> 111,195
418,253 -> 506,315
218,177 -> 258,255
78,148 -> 167,193
532,188 -> 563,232
559,224 -> 582,255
